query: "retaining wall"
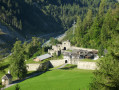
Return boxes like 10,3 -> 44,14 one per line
49,60 -> 65,67
27,61 -> 49,71
71,46 -> 98,51
77,61 -> 97,70
27,60 -> 65,71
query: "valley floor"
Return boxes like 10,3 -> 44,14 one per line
6,69 -> 93,90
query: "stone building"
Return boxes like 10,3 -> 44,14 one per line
48,40 -> 99,65
2,74 -> 12,86
63,49 -> 98,65
61,41 -> 71,50
34,54 -> 52,62
48,40 -> 71,56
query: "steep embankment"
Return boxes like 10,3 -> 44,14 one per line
0,23 -> 25,57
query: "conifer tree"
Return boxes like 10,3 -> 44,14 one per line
90,4 -> 119,90
10,41 -> 27,79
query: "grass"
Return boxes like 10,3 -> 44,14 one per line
80,59 -> 99,62
49,64 -> 64,70
6,69 -> 93,90
61,64 -> 77,70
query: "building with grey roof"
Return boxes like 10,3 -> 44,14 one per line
34,54 -> 52,62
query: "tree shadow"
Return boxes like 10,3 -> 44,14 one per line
61,65 -> 77,70
12,70 -> 47,84
0,64 -> 9,71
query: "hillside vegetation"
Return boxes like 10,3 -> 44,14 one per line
0,0 -> 119,89
0,0 -> 117,35
0,0 -> 117,58
64,1 -> 119,89
64,0 -> 119,56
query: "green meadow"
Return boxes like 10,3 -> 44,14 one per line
6,69 -> 93,90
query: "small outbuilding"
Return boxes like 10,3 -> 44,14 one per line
34,54 -> 52,62
2,74 -> 12,86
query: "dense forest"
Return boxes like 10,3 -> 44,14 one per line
0,0 -> 118,57
64,0 -> 118,56
0,0 -> 117,34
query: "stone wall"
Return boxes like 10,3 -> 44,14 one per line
49,60 -> 65,67
71,46 -> 98,51
27,61 -> 49,71
68,59 -> 79,65
77,61 -> 97,70
27,60 -> 65,71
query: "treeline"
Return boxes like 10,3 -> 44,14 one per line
0,0 -> 22,30
0,0 -> 117,58
90,3 -> 119,90
0,0 -> 63,35
64,0 -> 118,56
0,0 -> 117,35
37,0 -> 116,29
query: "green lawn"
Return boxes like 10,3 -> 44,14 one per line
6,69 -> 93,90
80,59 -> 99,62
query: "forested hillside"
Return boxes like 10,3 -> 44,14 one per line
64,0 -> 118,56
0,0 -> 117,34
63,2 -> 119,89
0,0 -> 117,58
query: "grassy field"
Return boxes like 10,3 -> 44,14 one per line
80,59 -> 99,62
6,69 -> 93,90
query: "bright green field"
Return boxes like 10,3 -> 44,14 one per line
6,69 -> 93,90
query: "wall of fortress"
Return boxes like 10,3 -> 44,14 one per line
71,46 -> 98,51
27,59 -> 97,71
27,60 -> 65,71
77,61 -> 97,70
26,61 -> 50,71
49,60 -> 65,67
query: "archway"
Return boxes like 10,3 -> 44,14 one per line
64,47 -> 66,50
65,60 -> 68,63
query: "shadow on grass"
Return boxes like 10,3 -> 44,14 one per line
12,70 -> 49,85
61,65 -> 77,70
0,64 -> 9,70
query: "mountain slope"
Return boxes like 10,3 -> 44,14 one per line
0,0 -> 117,58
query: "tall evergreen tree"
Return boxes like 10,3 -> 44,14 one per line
10,41 -> 27,79
90,4 -> 119,90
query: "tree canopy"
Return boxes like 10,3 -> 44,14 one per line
10,41 -> 27,79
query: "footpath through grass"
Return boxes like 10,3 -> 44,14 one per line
6,69 -> 93,90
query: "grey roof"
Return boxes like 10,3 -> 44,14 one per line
2,74 -> 12,80
37,54 -> 52,61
